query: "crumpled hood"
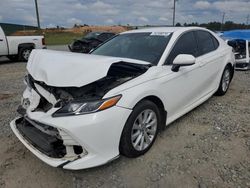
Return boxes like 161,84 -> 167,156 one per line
27,49 -> 150,87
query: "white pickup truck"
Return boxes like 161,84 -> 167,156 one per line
0,26 -> 46,61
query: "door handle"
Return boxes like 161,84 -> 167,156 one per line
0,39 -> 3,41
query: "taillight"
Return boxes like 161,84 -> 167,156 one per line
42,37 -> 45,45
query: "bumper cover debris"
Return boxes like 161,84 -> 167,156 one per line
16,117 -> 66,158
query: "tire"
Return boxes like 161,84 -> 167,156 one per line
7,55 -> 18,61
18,47 -> 32,62
215,65 -> 232,96
119,100 -> 161,158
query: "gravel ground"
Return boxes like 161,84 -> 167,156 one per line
0,51 -> 249,188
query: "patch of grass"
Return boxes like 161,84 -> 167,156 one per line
44,32 -> 84,45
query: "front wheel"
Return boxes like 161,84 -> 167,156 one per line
119,100 -> 160,158
215,65 -> 232,96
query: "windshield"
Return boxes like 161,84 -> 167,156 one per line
91,32 -> 172,65
84,32 -> 101,39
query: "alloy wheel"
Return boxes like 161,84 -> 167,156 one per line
131,109 -> 157,151
22,49 -> 31,61
222,69 -> 230,92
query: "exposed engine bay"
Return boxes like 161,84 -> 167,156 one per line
24,61 -> 150,113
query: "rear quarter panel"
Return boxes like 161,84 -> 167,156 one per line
215,37 -> 235,83
6,36 -> 45,55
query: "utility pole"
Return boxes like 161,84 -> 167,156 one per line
247,14 -> 249,29
34,0 -> 41,29
220,12 -> 225,31
172,0 -> 177,26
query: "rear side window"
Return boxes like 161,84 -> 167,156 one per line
196,30 -> 218,55
166,31 -> 199,65
212,36 -> 219,49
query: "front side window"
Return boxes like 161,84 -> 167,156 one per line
92,32 -> 172,65
165,31 -> 199,65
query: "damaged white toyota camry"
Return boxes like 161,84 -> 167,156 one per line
10,27 -> 235,170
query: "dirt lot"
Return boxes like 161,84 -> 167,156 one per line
0,55 -> 249,188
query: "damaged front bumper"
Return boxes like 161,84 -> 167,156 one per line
10,117 -> 70,167
235,62 -> 250,70
10,105 -> 132,170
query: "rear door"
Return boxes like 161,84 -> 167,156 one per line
0,27 -> 8,55
194,30 -> 223,94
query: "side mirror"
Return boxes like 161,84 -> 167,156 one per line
171,54 -> 196,72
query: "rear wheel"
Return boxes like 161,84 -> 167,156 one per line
18,47 -> 32,62
119,100 -> 160,158
215,65 -> 232,96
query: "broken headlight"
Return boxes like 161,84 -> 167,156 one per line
52,95 -> 121,117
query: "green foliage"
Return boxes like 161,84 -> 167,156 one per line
182,21 -> 249,31
44,32 -> 84,45
175,23 -> 181,27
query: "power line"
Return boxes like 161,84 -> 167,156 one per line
34,0 -> 40,29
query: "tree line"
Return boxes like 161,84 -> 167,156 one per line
175,21 -> 249,31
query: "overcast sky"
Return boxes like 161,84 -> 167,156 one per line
0,0 -> 249,28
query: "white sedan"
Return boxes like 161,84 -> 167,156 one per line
10,27 -> 235,170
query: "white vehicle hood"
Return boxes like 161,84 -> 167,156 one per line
27,49 -> 150,87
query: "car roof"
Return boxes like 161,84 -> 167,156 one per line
122,27 -> 205,34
